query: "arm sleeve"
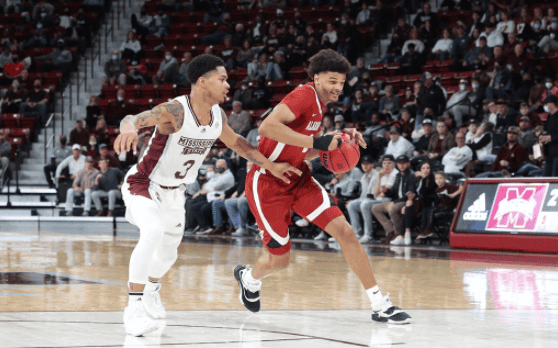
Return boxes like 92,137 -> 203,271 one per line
55,156 -> 71,178
280,86 -> 315,121
467,133 -> 492,150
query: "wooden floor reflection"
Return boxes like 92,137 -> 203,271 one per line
2,231 -> 558,314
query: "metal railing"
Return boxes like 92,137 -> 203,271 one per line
43,113 -> 55,164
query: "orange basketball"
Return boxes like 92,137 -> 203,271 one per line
319,132 -> 360,173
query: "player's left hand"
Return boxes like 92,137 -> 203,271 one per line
343,128 -> 367,148
269,162 -> 303,184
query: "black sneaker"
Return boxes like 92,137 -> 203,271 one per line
372,294 -> 412,325
234,265 -> 261,313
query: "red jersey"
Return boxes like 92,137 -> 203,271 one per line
255,82 -> 325,173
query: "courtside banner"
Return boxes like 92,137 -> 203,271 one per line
454,180 -> 558,235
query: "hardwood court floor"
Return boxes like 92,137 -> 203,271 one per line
1,230 -> 557,347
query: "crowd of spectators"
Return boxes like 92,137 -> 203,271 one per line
27,0 -> 558,246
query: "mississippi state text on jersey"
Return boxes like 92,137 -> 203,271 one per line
127,96 -> 223,190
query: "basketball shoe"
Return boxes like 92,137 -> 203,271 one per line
123,299 -> 160,336
143,282 -> 166,319
372,293 -> 412,325
234,265 -> 262,313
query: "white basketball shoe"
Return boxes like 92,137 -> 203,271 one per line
123,299 -> 159,336
143,283 -> 166,319
372,293 -> 412,325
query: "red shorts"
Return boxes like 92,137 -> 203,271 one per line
245,165 -> 343,255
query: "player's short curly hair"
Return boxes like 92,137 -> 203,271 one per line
307,49 -> 351,79
187,54 -> 225,84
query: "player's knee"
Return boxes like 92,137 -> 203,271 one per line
337,224 -> 357,242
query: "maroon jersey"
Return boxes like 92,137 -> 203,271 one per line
255,82 -> 325,173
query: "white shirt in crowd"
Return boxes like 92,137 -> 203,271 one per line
385,137 -> 415,159
442,146 -> 473,173
55,154 -> 86,186
432,38 -> 453,53
476,30 -> 504,48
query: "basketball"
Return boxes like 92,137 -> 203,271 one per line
319,132 -> 360,173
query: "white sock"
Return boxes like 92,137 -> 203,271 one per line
366,285 -> 382,307
128,292 -> 143,305
144,279 -> 160,293
243,268 -> 260,285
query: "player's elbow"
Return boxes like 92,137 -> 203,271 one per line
258,122 -> 272,139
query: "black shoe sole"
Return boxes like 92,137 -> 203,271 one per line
233,265 -> 260,313
372,311 -> 412,325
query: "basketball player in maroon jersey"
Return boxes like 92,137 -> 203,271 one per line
235,49 -> 412,324
114,55 -> 302,336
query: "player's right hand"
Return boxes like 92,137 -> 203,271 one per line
269,162 -> 303,184
114,132 -> 138,155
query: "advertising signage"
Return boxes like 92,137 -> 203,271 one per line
454,181 -> 558,235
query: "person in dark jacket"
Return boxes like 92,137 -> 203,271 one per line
91,158 -> 125,216
541,95 -> 558,177
403,160 -> 437,242
372,155 -> 417,245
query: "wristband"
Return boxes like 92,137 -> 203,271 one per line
313,135 -> 342,151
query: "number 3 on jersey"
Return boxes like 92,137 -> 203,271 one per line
175,160 -> 195,179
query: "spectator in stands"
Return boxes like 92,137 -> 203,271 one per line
106,89 -> 138,126
85,96 -> 101,130
444,79 -> 476,127
94,118 -> 109,145
246,53 -> 269,82
379,85 -> 400,120
251,78 -> 272,109
333,114 -> 347,131
397,108 -> 414,141
427,119 -> 456,162
345,89 -> 367,125
152,50 -> 179,85
518,116 -> 537,149
400,28 -> 425,59
35,39 -> 73,76
44,135 -> 72,188
420,20 -> 437,50
403,160 -> 436,240
20,29 -> 48,49
540,19 -> 558,53
450,25 -> 470,61
131,6 -> 153,43
413,118 -> 435,157
0,131 -> 11,187
86,134 -> 99,158
416,171 -> 462,240
203,0 -> 227,22
479,126 -> 527,177
463,36 -> 491,70
2,79 -> 26,114
346,156 -> 380,243
419,72 -> 447,119
431,28 -> 453,61
246,114 -> 265,147
126,59 -> 148,86
414,3 -> 437,30
236,40 -> 256,69
120,31 -> 143,61
19,79 -> 48,125
264,51 -> 285,81
191,159 -> 235,234
91,158 -> 124,217
0,46 -> 12,70
219,36 -> 239,70
174,51 -> 193,88
324,167 -> 363,221
373,155 -> 416,245
228,101 -> 251,136
68,119 -> 89,148
93,142 -> 121,169
385,126 -> 414,159
493,100 -> 518,132
400,42 -> 423,75
101,50 -> 126,88
202,12 -> 235,45
356,3 -> 371,26
337,14 -> 360,63
442,132 -> 473,175
34,8 -> 55,29
322,23 -> 338,47
150,11 -> 171,38
496,11 -> 515,35
64,156 -> 98,216
135,131 -> 152,160
55,144 -> 86,187
467,120 -> 494,159
232,81 -> 254,110
1,54 -> 31,85
477,22 -> 504,49
224,161 -> 251,236
542,95 -> 558,177
59,8 -> 74,29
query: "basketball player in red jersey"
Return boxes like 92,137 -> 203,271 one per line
235,49 -> 412,324
114,55 -> 302,336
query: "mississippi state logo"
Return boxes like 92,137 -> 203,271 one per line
486,184 -> 547,230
